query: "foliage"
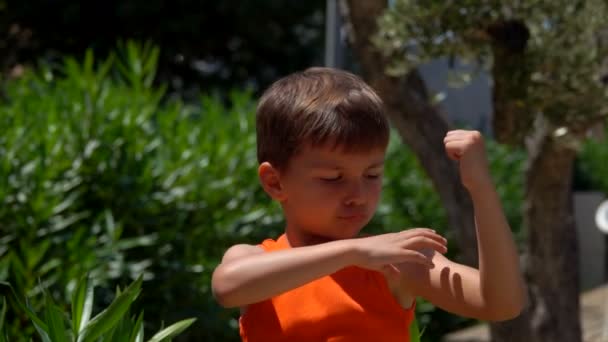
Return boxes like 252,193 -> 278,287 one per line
0,41 -> 282,341
576,125 -> 608,194
0,275 -> 196,341
374,0 -> 608,137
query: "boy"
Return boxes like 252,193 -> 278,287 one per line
212,67 -> 526,341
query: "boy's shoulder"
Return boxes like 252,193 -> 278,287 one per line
221,243 -> 265,264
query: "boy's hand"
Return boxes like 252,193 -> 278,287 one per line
444,130 -> 492,191
351,229 -> 447,272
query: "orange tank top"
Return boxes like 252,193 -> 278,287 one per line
239,234 -> 415,342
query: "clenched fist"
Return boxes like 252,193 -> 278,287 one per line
444,130 -> 492,191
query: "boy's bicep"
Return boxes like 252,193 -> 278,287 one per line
397,252 -> 485,318
221,244 -> 265,264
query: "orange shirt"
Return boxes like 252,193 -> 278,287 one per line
239,234 -> 415,342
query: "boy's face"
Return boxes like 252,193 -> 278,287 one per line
278,144 -> 386,240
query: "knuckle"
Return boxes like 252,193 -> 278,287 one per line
471,131 -> 482,142
412,237 -> 427,245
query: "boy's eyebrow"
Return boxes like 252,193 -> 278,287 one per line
308,160 -> 385,169
368,161 -> 385,168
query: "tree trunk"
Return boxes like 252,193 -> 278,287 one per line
489,24 -> 582,341
490,125 -> 581,342
341,0 -> 478,266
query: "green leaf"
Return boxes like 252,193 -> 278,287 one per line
409,315 -> 421,342
0,297 -> 6,337
107,307 -> 133,342
45,304 -> 68,342
41,283 -> 65,339
98,52 -> 115,80
129,311 -> 144,342
77,275 -> 143,342
72,274 -> 94,337
146,318 -> 196,342
26,298 -> 52,342
0,281 -> 50,339
83,49 -> 94,78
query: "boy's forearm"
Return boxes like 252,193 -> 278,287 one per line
469,182 -> 527,316
212,239 -> 357,308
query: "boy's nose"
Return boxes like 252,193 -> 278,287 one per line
343,181 -> 366,206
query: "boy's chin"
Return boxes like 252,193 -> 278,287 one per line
327,228 -> 365,241
306,231 -> 359,243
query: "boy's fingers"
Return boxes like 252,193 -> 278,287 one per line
446,130 -> 466,136
446,152 -> 461,161
406,237 -> 448,254
400,229 -> 447,245
398,251 -> 434,267
400,228 -> 437,236
445,141 -> 465,151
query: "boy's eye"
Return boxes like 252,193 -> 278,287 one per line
320,175 -> 342,182
366,174 -> 381,179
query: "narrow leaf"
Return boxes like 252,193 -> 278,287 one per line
0,297 -> 6,335
45,304 -> 68,342
146,318 -> 196,342
26,298 -> 52,342
108,307 -> 132,342
42,284 -> 68,342
72,274 -> 94,337
129,311 -> 144,342
0,281 -> 49,336
77,275 -> 143,342
409,315 -> 421,342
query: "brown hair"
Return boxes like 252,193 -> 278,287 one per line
256,67 -> 389,170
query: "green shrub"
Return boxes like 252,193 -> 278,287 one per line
0,41 -> 281,341
577,125 -> 608,195
0,275 -> 195,341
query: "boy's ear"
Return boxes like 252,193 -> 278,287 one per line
258,162 -> 287,202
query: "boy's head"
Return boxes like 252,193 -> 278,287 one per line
256,68 -> 390,241
256,67 -> 389,171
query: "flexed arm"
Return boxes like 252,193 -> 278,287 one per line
397,130 -> 527,321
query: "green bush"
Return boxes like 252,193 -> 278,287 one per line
0,42 -> 526,341
0,41 -> 282,341
0,275 -> 196,341
577,126 -> 608,195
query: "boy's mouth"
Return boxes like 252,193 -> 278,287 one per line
338,213 -> 367,221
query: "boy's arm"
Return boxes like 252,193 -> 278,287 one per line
211,240 -> 356,308
396,130 -> 527,321
211,229 -> 447,308
398,182 -> 527,321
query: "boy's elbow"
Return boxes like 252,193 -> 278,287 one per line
211,268 -> 241,309
213,293 -> 240,309
502,282 -> 529,320
485,297 -> 527,322
485,281 -> 528,321
489,305 -> 524,322
212,286 -> 236,309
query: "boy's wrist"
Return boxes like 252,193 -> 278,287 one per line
331,238 -> 363,267
464,175 -> 495,196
